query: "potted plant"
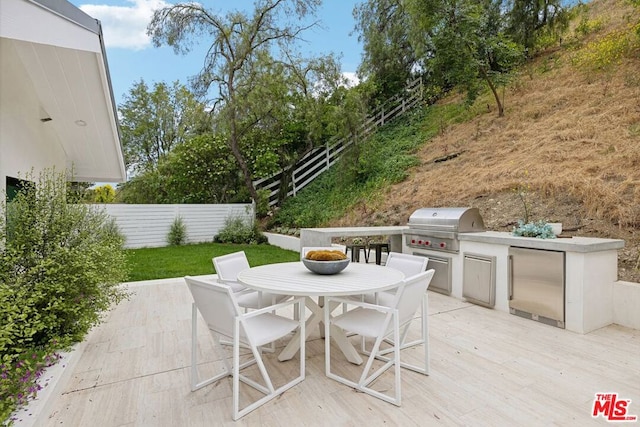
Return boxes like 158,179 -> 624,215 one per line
512,220 -> 557,239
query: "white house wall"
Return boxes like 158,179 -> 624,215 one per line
101,204 -> 255,249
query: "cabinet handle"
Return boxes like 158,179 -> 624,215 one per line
508,255 -> 513,300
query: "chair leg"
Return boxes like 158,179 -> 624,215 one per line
326,309 -> 401,406
191,304 -> 230,391
361,296 -> 430,376
231,301 -> 306,420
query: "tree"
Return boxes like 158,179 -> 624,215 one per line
147,0 -> 331,205
118,80 -> 209,173
160,133 -> 243,203
406,0 -> 523,117
505,0 -> 569,55
354,0 -> 419,105
116,133 -> 245,204
86,184 -> 116,203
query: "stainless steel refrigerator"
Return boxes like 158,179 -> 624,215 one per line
508,247 -> 565,328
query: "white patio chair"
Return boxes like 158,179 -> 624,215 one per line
324,269 -> 435,406
213,251 -> 289,309
369,252 -> 429,349
185,276 -> 305,421
347,252 -> 428,348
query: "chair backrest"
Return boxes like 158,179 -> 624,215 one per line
300,246 -> 340,260
385,252 -> 428,280
213,251 -> 250,291
391,269 -> 435,327
185,276 -> 241,340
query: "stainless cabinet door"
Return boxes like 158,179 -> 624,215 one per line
463,253 -> 496,307
509,247 -> 565,323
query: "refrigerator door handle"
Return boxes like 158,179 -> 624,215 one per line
508,255 -> 513,300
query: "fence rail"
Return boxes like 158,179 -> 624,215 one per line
254,77 -> 424,206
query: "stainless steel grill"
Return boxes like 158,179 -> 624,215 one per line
404,207 -> 485,253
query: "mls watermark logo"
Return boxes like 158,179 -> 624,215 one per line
592,393 -> 638,422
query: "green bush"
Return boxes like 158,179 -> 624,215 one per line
167,216 -> 187,246
0,168 -> 129,422
572,26 -> 636,72
213,217 -> 267,244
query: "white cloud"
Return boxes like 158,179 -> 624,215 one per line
342,72 -> 359,88
79,0 -> 169,50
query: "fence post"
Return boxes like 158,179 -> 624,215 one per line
292,169 -> 297,197
326,140 -> 330,168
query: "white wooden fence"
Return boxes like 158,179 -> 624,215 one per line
101,203 -> 254,249
254,77 -> 424,206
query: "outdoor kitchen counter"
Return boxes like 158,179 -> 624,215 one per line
457,231 -> 625,334
458,231 -> 625,252
299,226 -> 409,253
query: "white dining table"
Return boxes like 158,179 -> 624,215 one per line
237,261 -> 405,365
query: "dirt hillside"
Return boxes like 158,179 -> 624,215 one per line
333,0 -> 640,282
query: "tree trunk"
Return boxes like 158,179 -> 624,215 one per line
485,76 -> 504,117
228,134 -> 259,204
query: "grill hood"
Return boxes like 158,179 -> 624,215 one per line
407,207 -> 485,233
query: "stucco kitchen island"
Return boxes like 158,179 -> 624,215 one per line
457,231 -> 625,334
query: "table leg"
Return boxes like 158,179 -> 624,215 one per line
278,296 -> 363,365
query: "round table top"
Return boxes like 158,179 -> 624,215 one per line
237,261 -> 405,297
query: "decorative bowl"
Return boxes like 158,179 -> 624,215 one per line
302,258 -> 350,275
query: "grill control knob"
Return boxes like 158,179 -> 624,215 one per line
411,239 -> 416,244
439,242 -> 446,248
424,240 -> 430,246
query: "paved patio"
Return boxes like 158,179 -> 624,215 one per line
16,275 -> 640,426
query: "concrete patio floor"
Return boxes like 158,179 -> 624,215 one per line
15,275 -> 640,426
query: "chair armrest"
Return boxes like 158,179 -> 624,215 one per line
216,278 -> 249,293
242,296 -> 305,318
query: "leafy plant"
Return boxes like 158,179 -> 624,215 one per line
572,26 -> 636,72
167,216 -> 187,246
514,181 -> 531,224
575,17 -> 605,36
512,220 -> 556,239
214,217 -> 267,245
0,168 -> 129,421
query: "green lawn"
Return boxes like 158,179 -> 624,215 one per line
124,242 -> 300,282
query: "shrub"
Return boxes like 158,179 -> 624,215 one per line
572,26 -> 636,72
167,216 -> 187,246
214,217 -> 267,244
0,168 -> 129,421
575,17 -> 605,37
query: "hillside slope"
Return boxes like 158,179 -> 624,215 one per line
332,0 -> 640,282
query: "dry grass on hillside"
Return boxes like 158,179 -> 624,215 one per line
334,0 -> 640,282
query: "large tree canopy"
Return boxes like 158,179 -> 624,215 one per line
354,0 -> 576,117
406,0 -> 523,117
147,0 -> 348,205
505,0 -> 569,55
118,80 -> 209,173
354,0 -> 419,104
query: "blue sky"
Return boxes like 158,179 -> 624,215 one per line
70,0 -> 364,106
